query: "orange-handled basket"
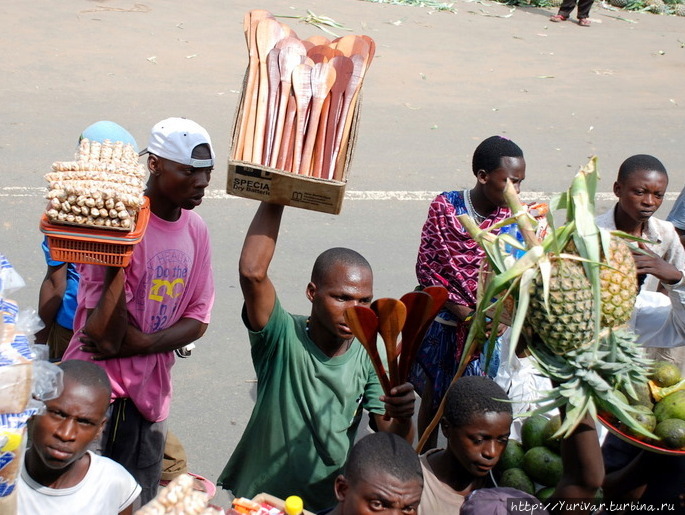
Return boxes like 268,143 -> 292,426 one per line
40,197 -> 150,268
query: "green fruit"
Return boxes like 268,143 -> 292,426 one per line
654,419 -> 685,449
498,440 -> 525,471
651,361 -> 682,388
499,467 -> 535,495
623,382 -> 653,410
521,414 -> 549,450
654,390 -> 685,423
523,446 -> 563,487
542,414 -> 562,452
536,486 -> 555,501
622,405 -> 656,440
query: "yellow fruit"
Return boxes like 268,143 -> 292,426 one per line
650,361 -> 682,388
600,237 -> 637,328
527,259 -> 595,354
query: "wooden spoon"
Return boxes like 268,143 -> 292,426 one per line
307,45 -> 343,64
252,18 -> 286,164
361,35 -> 376,67
344,306 -> 391,395
329,53 -> 364,180
306,34 -> 331,47
234,10 -> 273,160
262,47 -> 281,165
269,39 -> 306,168
320,56 -> 353,180
397,291 -> 434,384
371,298 -> 407,388
332,35 -> 369,60
400,286 -> 449,383
291,63 -> 312,175
299,61 -> 336,176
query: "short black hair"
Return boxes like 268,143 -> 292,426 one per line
59,359 -> 112,401
443,376 -> 512,428
617,154 -> 668,183
311,247 -> 372,285
344,432 -> 423,487
472,136 -> 524,176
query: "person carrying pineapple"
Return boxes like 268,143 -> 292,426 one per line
595,154 -> 685,372
62,117 -> 216,504
410,135 -> 527,450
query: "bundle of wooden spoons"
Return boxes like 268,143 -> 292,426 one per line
232,10 -> 375,181
344,286 -> 448,397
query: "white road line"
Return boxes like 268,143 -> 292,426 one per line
1,186 -> 680,202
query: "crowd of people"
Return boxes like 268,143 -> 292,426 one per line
15,121 -> 685,514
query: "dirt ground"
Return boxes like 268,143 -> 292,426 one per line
1,0 -> 684,509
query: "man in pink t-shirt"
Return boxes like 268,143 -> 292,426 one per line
63,117 -> 215,504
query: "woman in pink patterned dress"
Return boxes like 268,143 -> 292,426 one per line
410,135 -> 526,450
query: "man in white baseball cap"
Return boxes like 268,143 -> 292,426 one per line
142,117 -> 215,169
63,116 -> 216,505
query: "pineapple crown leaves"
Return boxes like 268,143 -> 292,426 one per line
527,338 -> 657,440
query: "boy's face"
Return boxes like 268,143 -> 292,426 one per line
614,169 -> 668,224
149,144 -> 213,210
477,156 -> 526,208
334,471 -> 423,515
307,262 -> 373,341
443,411 -> 512,477
29,377 -> 108,471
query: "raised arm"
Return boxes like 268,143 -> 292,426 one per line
239,202 -> 284,331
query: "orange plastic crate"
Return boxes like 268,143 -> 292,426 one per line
40,197 -> 150,267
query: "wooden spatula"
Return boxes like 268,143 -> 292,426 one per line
328,53 -> 364,180
371,298 -> 407,388
276,92 -> 297,171
299,61 -> 336,176
344,305 -> 391,395
320,55 -> 353,180
234,10 -> 273,160
269,39 -> 306,169
262,47 -> 281,166
291,63 -> 312,175
252,18 -> 285,164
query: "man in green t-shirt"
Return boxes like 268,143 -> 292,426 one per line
218,202 -> 416,511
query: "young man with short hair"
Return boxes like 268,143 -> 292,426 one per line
63,117 -> 215,503
320,432 -> 424,515
18,360 -> 140,514
218,202 -> 416,511
417,376 -> 604,515
595,154 -> 685,371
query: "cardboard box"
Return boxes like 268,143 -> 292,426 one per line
226,72 -> 361,215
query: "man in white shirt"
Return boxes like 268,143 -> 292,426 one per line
17,359 -> 140,514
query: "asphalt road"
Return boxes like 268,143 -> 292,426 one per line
1,0 -> 684,508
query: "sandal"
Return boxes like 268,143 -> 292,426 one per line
578,17 -> 591,26
550,14 -> 568,21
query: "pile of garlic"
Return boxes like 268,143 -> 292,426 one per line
45,139 -> 146,230
135,474 -> 222,515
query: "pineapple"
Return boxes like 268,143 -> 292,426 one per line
674,3 -> 685,15
645,0 -> 666,13
527,258 -> 595,355
610,0 -> 629,7
600,237 -> 637,327
449,156 -> 654,440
